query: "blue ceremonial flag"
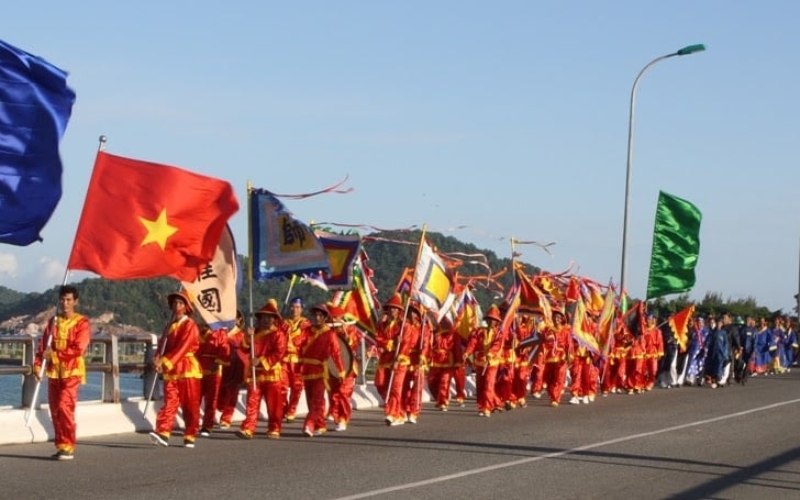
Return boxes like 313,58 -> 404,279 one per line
0,38 -> 76,246
248,188 -> 331,281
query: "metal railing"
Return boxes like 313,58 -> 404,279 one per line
0,333 -> 157,408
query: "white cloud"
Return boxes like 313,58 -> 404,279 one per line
38,256 -> 66,283
0,253 -> 19,278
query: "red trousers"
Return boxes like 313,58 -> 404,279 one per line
402,368 -> 424,418
303,378 -> 327,432
427,367 -> 455,407
200,373 -> 221,430
601,358 -> 626,393
283,361 -> 303,416
329,374 -> 356,424
495,363 -> 514,404
645,357 -> 660,389
155,377 -> 202,438
511,364 -> 531,403
626,358 -> 646,391
373,366 -> 391,403
542,361 -> 567,404
384,365 -> 409,420
217,383 -> 241,426
48,377 -> 81,452
569,358 -> 598,397
475,365 -> 502,412
241,379 -> 284,435
453,365 -> 466,401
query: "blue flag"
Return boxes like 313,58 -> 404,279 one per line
0,38 -> 75,246
249,188 -> 331,281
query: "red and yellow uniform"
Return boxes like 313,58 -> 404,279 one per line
197,326 -> 230,432
643,320 -> 664,390
428,321 -> 463,410
239,303 -> 287,438
601,326 -> 631,395
540,312 -> 573,406
511,313 -> 537,407
282,313 -> 311,420
328,323 -> 362,429
625,334 -> 647,393
217,323 -> 246,428
569,344 -> 598,401
300,304 -> 345,436
463,305 -> 506,416
373,294 -> 404,402
152,303 -> 203,445
34,310 -> 91,456
384,311 -> 422,424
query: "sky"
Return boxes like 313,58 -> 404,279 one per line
1,1 -> 799,313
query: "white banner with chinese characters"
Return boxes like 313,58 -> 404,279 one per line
181,224 -> 239,330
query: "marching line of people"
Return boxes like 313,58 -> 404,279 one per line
32,284 -> 799,460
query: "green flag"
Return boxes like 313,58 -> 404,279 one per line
646,191 -> 702,300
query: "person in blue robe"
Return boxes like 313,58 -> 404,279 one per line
704,316 -> 731,388
685,317 -> 709,386
751,318 -> 772,375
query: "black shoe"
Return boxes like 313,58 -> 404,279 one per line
52,450 -> 74,461
199,428 -> 211,437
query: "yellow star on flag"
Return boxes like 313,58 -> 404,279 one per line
139,209 -> 178,250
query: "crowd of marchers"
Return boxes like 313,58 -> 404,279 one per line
32,285 -> 798,460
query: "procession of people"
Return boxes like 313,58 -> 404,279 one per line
31,283 -> 799,459
136,290 -> 797,448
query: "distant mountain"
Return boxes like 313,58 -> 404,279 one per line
0,231 -> 532,334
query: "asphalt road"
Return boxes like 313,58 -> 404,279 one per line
2,372 -> 799,500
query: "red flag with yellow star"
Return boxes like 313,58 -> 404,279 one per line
67,151 -> 239,281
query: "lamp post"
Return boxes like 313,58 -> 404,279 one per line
619,44 -> 706,306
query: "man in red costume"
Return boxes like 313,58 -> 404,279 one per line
282,297 -> 311,422
428,318 -> 463,411
600,323 -> 631,395
510,307 -> 538,408
384,303 -> 423,425
540,308 -> 573,407
217,310 -> 245,429
300,304 -> 345,436
34,285 -> 91,461
463,304 -> 506,416
237,299 -> 287,439
328,309 -> 362,431
374,293 -> 404,403
643,313 -> 664,391
149,290 -> 203,448
197,323 -> 230,436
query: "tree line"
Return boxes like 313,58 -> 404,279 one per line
0,231 -> 791,333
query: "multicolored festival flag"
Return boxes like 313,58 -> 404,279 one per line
181,225 -> 240,330
249,188 -> 330,281
0,38 -> 76,246
68,152 -> 239,281
668,304 -> 695,352
595,285 -> 616,357
571,296 -> 600,355
313,230 -> 361,290
411,239 -> 455,320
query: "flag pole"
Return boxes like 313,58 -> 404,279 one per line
246,181 -> 257,390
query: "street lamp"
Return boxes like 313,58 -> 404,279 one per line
619,44 -> 706,306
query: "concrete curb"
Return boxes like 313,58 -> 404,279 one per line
0,380 -> 475,447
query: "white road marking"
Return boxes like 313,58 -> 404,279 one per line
331,398 -> 800,500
